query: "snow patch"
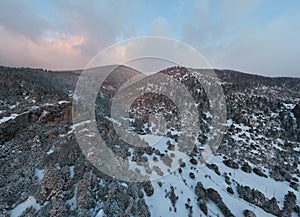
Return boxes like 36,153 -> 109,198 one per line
204,112 -> 212,119
120,182 -> 128,188
283,103 -> 295,110
0,113 -> 18,124
58,100 -> 70,105
47,149 -> 54,155
139,134 -> 163,146
10,196 -> 40,217
70,166 -> 75,179
226,119 -> 233,127
9,103 -> 19,109
35,168 -> 44,182
95,209 -> 106,217
66,187 -> 77,211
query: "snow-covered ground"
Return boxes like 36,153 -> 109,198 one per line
95,209 -> 106,217
140,117 -> 299,216
35,168 -> 45,182
143,154 -> 282,216
66,186 -> 77,211
0,113 -> 18,124
210,156 -> 300,208
10,196 -> 41,217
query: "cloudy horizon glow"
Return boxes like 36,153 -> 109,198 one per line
0,0 -> 299,77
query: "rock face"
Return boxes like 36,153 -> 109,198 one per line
0,65 -> 300,216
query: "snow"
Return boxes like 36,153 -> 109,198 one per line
277,138 -> 284,145
80,128 -> 96,137
10,196 -> 40,217
70,166 -> 75,179
233,123 -> 250,131
104,116 -> 121,126
143,151 -> 295,216
58,100 -> 70,105
139,134 -> 163,146
120,182 -> 128,188
66,120 -> 93,135
35,168 -> 44,182
40,110 -> 49,119
43,103 -> 55,106
47,149 -> 54,155
204,112 -> 212,119
231,133 -> 247,143
72,93 -> 79,101
9,103 -> 19,109
273,143 -> 284,151
144,176 -> 204,217
210,156 -> 299,208
169,129 -> 180,136
127,135 -> 186,179
66,187 -> 77,211
99,179 -> 106,187
283,103 -> 295,110
30,105 -> 40,110
95,209 -> 106,217
226,119 -> 233,126
206,201 -> 223,216
0,113 -> 18,124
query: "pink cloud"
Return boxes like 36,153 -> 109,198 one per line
0,26 -> 90,70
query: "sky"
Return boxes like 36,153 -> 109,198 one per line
0,0 -> 299,77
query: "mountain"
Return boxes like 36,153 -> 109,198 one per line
0,65 -> 299,217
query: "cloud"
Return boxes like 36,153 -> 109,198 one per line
0,0 -> 52,40
50,0 -> 142,56
0,0 -> 142,70
44,32 -> 85,50
0,0 -> 299,76
0,26 -> 89,70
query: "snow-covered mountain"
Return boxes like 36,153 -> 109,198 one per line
0,65 -> 299,217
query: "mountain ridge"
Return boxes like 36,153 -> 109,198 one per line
0,65 -> 299,216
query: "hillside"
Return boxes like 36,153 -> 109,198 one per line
0,65 -> 299,217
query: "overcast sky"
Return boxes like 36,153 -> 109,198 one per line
0,0 -> 299,77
